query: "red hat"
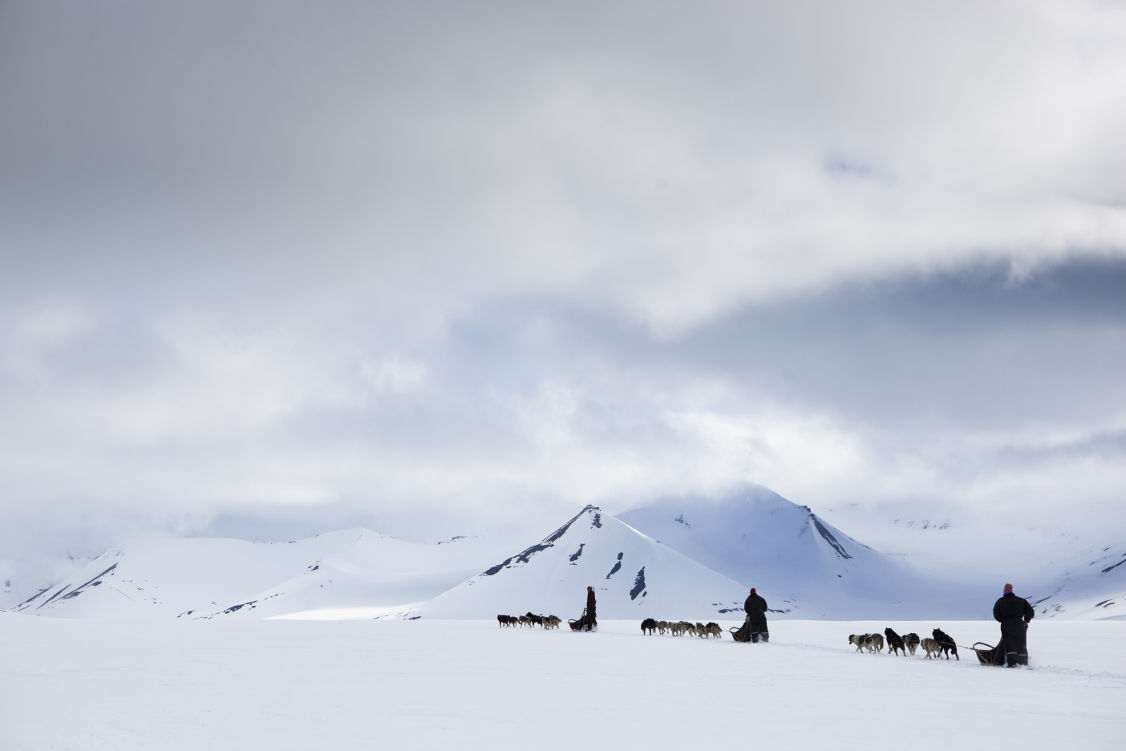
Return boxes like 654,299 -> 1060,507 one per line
750,588 -> 756,593
1003,583 -> 1014,592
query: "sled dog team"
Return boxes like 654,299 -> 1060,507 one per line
497,582 -> 1034,667
640,618 -> 723,638
497,612 -> 561,629
849,627 -> 959,659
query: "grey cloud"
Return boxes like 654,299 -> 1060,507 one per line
1,257 -> 1124,585
679,259 -> 1126,429
4,2 -> 1125,324
1,2 -> 1125,576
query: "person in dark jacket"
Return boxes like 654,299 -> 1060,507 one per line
743,587 -> 769,643
583,585 -> 597,631
993,582 -> 1034,667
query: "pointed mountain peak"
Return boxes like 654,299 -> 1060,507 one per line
481,504 -> 603,577
423,505 -> 747,619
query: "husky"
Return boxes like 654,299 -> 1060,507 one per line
904,633 -> 920,655
846,635 -> 873,653
640,618 -> 658,635
867,633 -> 885,653
920,637 -> 941,659
885,627 -> 906,656
932,628 -> 959,660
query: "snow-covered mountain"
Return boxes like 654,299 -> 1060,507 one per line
13,529 -> 499,620
0,548 -> 106,610
10,488 -> 1120,622
1028,542 -> 1126,620
617,485 -> 979,618
420,505 -> 748,620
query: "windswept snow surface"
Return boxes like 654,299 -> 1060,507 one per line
2,612 -> 1123,750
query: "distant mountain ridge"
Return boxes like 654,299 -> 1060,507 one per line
13,529 -> 501,619
7,486 -> 1122,621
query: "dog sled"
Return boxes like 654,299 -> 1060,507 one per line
729,615 -> 768,643
972,640 -> 1006,666
729,621 -> 752,642
568,608 -> 597,632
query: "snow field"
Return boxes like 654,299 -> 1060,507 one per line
3,613 -> 1123,750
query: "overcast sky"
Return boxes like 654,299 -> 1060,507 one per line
2,1 -> 1124,570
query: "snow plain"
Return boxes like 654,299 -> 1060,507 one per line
4,612 -> 1123,751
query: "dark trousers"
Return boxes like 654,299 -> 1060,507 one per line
1000,620 -> 1028,666
748,614 -> 769,643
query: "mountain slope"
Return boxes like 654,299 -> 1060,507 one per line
1029,542 -> 1126,620
617,485 -> 978,618
14,529 -> 499,619
420,505 -> 749,620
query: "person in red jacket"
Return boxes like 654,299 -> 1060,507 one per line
583,586 -> 597,631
